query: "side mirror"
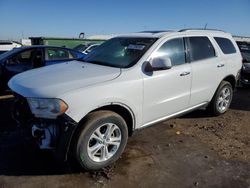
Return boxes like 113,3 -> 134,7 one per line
151,56 -> 172,71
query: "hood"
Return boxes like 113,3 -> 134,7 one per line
8,60 -> 121,98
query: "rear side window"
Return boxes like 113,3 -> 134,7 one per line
188,37 -> 216,62
45,48 -> 74,60
214,37 -> 236,54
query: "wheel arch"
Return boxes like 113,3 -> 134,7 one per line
222,74 -> 236,90
65,102 -> 136,162
89,103 -> 136,136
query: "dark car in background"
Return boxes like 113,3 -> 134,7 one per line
0,45 -> 84,92
237,42 -> 250,87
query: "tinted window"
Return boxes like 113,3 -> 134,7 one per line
214,37 -> 236,54
155,38 -> 186,66
45,48 -> 74,60
188,37 -> 215,62
6,49 -> 36,66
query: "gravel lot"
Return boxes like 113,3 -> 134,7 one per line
0,88 -> 249,188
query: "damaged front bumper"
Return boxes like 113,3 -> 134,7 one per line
12,94 -> 78,161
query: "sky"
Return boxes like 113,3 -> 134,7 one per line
0,0 -> 250,40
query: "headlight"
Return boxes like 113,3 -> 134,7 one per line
27,98 -> 68,119
242,64 -> 246,70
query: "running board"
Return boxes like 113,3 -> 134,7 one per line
139,102 -> 208,130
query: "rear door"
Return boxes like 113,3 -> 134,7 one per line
186,36 -> 225,106
5,48 -> 37,78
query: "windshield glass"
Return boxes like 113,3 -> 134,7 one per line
82,37 -> 157,68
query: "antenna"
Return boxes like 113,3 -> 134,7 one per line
204,23 -> 208,29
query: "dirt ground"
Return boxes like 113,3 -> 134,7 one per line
0,87 -> 249,188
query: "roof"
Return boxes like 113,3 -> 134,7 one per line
115,29 -> 228,38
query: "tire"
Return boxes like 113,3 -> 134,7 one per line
73,110 -> 128,171
207,81 -> 233,116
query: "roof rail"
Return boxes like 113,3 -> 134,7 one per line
139,30 -> 175,34
179,28 -> 225,33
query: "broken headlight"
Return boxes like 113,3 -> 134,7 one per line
27,98 -> 68,119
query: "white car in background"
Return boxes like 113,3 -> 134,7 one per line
0,40 -> 22,55
9,29 -> 242,171
73,43 -> 100,55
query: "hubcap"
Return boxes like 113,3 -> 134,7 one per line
216,86 -> 231,113
87,123 -> 121,162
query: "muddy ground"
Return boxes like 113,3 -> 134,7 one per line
0,88 -> 249,188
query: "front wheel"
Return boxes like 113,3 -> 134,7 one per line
73,110 -> 128,171
208,81 -> 233,116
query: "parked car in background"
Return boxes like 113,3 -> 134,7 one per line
74,43 -> 100,55
9,29 -> 242,171
0,45 -> 84,92
236,42 -> 250,87
0,40 -> 22,55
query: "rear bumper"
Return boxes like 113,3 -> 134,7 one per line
12,94 -> 78,161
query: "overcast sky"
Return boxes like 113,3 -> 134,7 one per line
0,0 -> 250,40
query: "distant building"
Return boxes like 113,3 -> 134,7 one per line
29,37 -> 105,49
21,39 -> 31,46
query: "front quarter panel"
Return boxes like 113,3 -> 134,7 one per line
59,68 -> 143,129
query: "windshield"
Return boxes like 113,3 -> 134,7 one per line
82,37 -> 157,68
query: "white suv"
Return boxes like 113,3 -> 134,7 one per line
9,29 -> 242,171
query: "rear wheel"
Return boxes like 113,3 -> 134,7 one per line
208,81 -> 233,116
73,110 -> 128,171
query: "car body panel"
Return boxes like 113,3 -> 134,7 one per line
8,60 -> 121,98
8,30 -> 243,153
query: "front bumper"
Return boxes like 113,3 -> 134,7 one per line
12,94 -> 78,161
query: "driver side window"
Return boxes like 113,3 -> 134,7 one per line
155,38 -> 186,66
7,49 -> 36,66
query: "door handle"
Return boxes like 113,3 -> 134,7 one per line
217,64 -> 225,68
180,71 -> 190,76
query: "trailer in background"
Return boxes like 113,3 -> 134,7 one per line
29,37 -> 106,49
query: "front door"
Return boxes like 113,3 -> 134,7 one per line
142,37 -> 192,125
